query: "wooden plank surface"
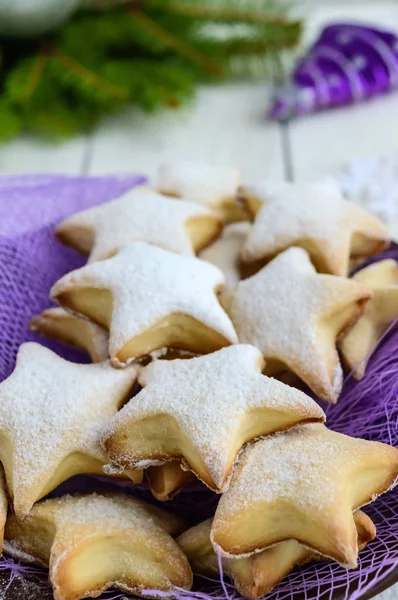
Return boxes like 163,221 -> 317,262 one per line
0,135 -> 89,176
289,93 -> 398,182
87,82 -> 285,181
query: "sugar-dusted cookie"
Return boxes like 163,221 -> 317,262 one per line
102,345 -> 325,492
229,247 -> 372,403
157,161 -> 245,223
238,180 -> 290,217
0,343 -> 141,517
340,259 -> 398,379
55,186 -> 222,263
178,511 -> 375,599
211,424 -> 398,567
200,222 -> 251,290
4,492 -> 192,600
240,178 -> 388,276
178,518 -> 220,575
0,469 -> 8,553
30,307 -> 109,363
147,462 -> 194,501
51,242 -> 238,366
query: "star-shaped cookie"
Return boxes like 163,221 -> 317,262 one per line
147,462 -> 194,501
51,242 -> 238,366
178,511 -> 375,599
0,343 -> 140,517
238,180 -> 290,216
211,424 -> 398,568
200,222 -> 251,289
102,345 -> 325,492
4,492 -> 192,600
55,186 -> 222,263
240,178 -> 389,276
229,247 -> 372,403
0,469 -> 7,553
30,307 -> 109,363
157,161 -> 246,223
339,259 -> 398,379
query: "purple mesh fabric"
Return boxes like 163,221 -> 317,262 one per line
0,173 -> 146,379
0,174 -> 398,600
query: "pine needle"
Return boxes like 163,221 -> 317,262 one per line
159,1 -> 298,27
53,49 -> 129,100
129,8 -> 222,74
0,0 -> 302,139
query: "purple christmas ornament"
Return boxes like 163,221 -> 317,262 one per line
269,23 -> 398,120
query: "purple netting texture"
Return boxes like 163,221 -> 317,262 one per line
0,174 -> 398,600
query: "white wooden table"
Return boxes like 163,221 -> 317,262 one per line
1,1 -> 398,598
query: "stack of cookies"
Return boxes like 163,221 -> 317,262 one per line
1,162 -> 398,600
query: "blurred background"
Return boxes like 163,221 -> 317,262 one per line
0,0 -> 398,187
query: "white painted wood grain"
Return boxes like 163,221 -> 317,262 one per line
289,93 -> 398,182
0,135 -> 88,176
87,82 -> 285,181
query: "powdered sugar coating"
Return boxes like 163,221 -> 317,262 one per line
241,178 -> 388,275
57,185 -> 219,262
230,247 -> 371,403
86,320 -> 110,360
104,345 -> 325,490
0,343 -> 137,516
200,223 -> 250,288
50,493 -> 176,534
212,424 -> 398,567
157,162 -> 241,208
243,179 -> 344,254
51,242 -> 238,363
239,180 -> 290,214
5,492 -> 191,593
215,424 -> 398,516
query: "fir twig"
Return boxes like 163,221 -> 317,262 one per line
53,49 -> 129,100
0,0 -> 302,140
202,32 -> 301,57
15,53 -> 48,104
128,8 -> 222,74
158,1 -> 299,27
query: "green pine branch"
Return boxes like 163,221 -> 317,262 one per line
0,0 -> 302,140
147,0 -> 298,26
128,8 -> 223,74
